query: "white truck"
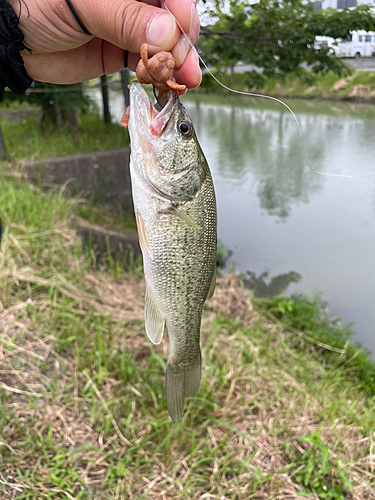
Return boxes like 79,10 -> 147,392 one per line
336,30 -> 375,57
316,31 -> 375,58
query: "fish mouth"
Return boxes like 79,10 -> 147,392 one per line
129,82 -> 178,137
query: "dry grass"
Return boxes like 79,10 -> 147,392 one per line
0,274 -> 374,499
0,171 -> 374,499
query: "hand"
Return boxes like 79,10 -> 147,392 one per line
8,0 -> 201,88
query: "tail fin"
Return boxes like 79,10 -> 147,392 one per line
165,353 -> 201,423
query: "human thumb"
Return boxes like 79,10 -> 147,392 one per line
73,0 -> 179,54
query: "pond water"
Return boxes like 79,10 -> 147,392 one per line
103,89 -> 375,356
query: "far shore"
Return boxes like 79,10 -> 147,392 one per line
196,69 -> 375,104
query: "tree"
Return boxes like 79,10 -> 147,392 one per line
198,0 -> 375,79
26,82 -> 94,128
2,81 -> 94,128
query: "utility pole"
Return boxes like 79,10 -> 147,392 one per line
0,124 -> 7,160
120,69 -> 130,108
101,75 -> 110,124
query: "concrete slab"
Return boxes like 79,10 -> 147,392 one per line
24,148 -> 133,212
74,216 -> 141,262
0,108 -> 42,123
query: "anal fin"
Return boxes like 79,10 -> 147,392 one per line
145,290 -> 165,345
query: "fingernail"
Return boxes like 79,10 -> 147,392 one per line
191,47 -> 199,65
189,2 -> 196,34
177,38 -> 191,67
147,12 -> 177,49
191,48 -> 202,85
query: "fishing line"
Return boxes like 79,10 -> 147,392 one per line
161,1 -> 375,189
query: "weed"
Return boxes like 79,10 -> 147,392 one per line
216,240 -> 232,268
286,429 -> 354,499
256,294 -> 375,395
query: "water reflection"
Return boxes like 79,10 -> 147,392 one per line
255,111 -> 322,220
243,270 -> 302,297
185,101 -> 324,221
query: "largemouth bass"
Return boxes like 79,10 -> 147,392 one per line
128,82 -> 217,422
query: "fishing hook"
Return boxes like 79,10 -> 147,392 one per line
153,85 -> 163,107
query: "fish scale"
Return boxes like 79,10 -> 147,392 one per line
128,82 -> 217,422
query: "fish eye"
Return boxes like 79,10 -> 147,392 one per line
178,120 -> 192,136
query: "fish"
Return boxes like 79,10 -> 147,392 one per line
127,82 -> 217,422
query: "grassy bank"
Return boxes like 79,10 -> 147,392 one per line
1,112 -> 133,232
197,69 -> 375,103
0,165 -> 374,499
1,114 -> 129,163
0,100 -> 38,110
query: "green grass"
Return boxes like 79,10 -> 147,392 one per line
285,429 -> 354,499
0,98 -> 38,110
0,167 -> 375,498
255,294 -> 375,395
197,69 -> 375,103
1,113 -> 129,162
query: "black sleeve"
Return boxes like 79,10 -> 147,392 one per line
0,1 -> 32,101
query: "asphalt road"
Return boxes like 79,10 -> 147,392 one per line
347,57 -> 375,70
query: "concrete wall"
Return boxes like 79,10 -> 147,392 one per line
24,148 -> 133,212
0,108 -> 42,123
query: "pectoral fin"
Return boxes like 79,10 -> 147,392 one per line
135,212 -> 151,256
160,207 -> 201,230
206,266 -> 216,300
145,290 -> 165,345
